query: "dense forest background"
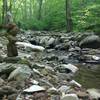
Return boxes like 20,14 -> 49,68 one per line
0,0 -> 100,32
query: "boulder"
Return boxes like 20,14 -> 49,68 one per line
0,56 -> 3,63
23,85 -> 45,93
40,36 -> 49,46
55,43 -> 69,50
0,43 -> 3,49
8,94 -> 18,100
60,64 -> 78,74
8,64 -> 31,81
61,94 -> 79,100
69,80 -> 82,87
39,79 -> 53,88
16,42 -> 45,52
47,87 -> 59,95
0,63 -> 16,75
0,86 -> 17,96
76,91 -> 89,99
0,78 -> 5,86
87,89 -> 100,99
46,37 -> 55,48
75,32 -> 94,42
80,35 -> 100,49
58,85 -> 70,93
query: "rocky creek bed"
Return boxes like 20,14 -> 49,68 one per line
0,30 -> 100,100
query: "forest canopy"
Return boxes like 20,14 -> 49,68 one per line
0,0 -> 100,32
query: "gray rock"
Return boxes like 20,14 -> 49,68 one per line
61,94 -> 79,100
76,32 -> 94,42
55,43 -> 69,50
8,94 -> 18,100
57,72 -> 73,81
0,78 -> 5,86
51,95 -> 61,100
23,85 -> 45,93
0,56 -> 3,63
40,36 -> 49,46
0,63 -> 16,75
60,64 -> 78,73
0,43 -> 3,49
57,64 -> 78,74
80,35 -> 100,49
0,86 -> 17,96
40,66 -> 55,75
39,79 -> 53,88
7,81 -> 25,89
47,37 -> 55,48
87,89 -> 100,99
47,87 -> 59,95
32,63 -> 45,69
43,54 -> 58,61
8,64 -> 31,81
58,85 -> 70,93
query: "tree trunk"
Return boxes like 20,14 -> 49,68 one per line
66,0 -> 73,32
38,0 -> 43,20
2,0 -> 8,24
29,0 -> 33,19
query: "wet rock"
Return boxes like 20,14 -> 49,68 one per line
69,47 -> 81,53
76,91 -> 89,99
40,66 -> 55,76
87,88 -> 100,99
22,91 -> 48,100
43,54 -> 58,61
23,85 -> 45,93
57,72 -> 73,81
46,37 -> 55,48
92,55 -> 100,61
55,43 -> 69,50
0,55 -> 4,63
0,86 -> 17,96
80,35 -> 100,49
61,94 -> 79,100
0,78 -> 5,86
47,49 -> 55,53
8,93 -> 18,100
29,38 -> 40,45
40,36 -> 49,46
50,95 -> 61,100
76,32 -> 94,42
59,64 -> 78,74
8,65 -> 31,81
47,74 -> 59,86
39,79 -> 53,88
69,80 -> 82,88
0,63 -> 16,75
32,63 -> 45,69
32,68 -> 43,78
58,85 -> 70,94
47,87 -> 59,95
0,43 -> 3,49
29,79 -> 39,85
7,81 -> 25,89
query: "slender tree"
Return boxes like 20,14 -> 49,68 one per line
66,0 -> 73,32
38,0 -> 43,20
2,0 -> 8,24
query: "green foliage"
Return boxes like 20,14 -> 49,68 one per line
0,0 -> 99,32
